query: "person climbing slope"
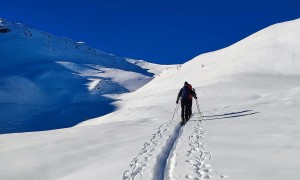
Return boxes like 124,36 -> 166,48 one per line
176,81 -> 197,125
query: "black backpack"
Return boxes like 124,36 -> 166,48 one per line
181,86 -> 190,99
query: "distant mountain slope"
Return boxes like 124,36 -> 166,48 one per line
0,19 -> 148,72
126,58 -> 177,77
0,18 -> 172,134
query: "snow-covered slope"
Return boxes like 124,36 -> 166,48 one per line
0,18 -> 170,134
1,18 -> 300,180
135,18 -> 300,94
126,58 -> 177,77
81,18 -> 300,179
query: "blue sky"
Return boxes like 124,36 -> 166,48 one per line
1,0 -> 300,64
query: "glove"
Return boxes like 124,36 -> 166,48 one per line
195,96 -> 198,99
176,100 -> 178,104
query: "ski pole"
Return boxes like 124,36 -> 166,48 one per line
195,99 -> 202,118
172,102 -> 180,122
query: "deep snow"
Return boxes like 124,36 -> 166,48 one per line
1,18 -> 300,180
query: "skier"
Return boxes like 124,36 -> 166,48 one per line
176,82 -> 197,125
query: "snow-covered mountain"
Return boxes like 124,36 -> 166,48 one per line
0,18 -> 173,134
1,18 -> 300,180
125,58 -> 176,77
82,18 -> 300,179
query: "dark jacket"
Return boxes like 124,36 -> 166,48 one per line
177,85 -> 197,102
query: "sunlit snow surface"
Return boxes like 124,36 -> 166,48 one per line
1,18 -> 300,180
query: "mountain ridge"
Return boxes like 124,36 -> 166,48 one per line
0,18 -> 174,133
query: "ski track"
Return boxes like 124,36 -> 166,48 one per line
153,123 -> 183,180
122,119 -> 177,180
123,113 -> 225,180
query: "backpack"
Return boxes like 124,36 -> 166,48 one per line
181,86 -> 190,99
188,84 -> 193,99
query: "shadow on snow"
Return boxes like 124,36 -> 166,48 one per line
191,110 -> 259,121
0,97 -> 116,134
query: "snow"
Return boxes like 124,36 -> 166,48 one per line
86,78 -> 101,91
1,18 -> 300,180
126,58 -> 176,77
0,19 -> 168,134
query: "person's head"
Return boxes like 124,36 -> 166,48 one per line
184,81 -> 188,86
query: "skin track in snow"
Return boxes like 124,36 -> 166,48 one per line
123,109 -> 225,179
152,123 -> 183,180
166,114 -> 226,179
122,120 -> 177,180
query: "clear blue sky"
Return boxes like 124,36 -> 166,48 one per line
1,0 -> 300,64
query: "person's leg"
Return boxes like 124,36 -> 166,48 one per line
180,99 -> 187,123
184,102 -> 189,122
189,99 -> 193,117
181,100 -> 185,121
181,99 -> 188,124
187,99 -> 192,119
